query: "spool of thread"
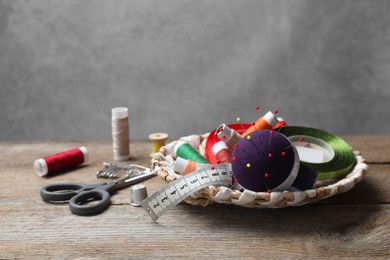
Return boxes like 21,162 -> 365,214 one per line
112,107 -> 130,161
149,133 -> 169,153
205,123 -> 250,164
273,117 -> 288,129
212,141 -> 232,163
174,157 -> 198,175
174,141 -> 209,164
216,124 -> 243,150
34,147 -> 89,177
243,111 -> 278,136
174,157 -> 210,175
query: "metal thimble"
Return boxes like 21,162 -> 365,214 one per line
130,184 -> 148,207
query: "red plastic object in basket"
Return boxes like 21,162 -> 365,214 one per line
205,124 -> 250,164
205,121 -> 288,164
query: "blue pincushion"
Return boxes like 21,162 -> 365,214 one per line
231,130 -> 300,192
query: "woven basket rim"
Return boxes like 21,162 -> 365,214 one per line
150,133 -> 368,208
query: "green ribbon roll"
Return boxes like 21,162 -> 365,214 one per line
279,126 -> 356,180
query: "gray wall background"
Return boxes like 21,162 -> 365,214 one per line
1,0 -> 389,141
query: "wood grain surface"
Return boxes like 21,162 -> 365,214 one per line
1,137 -> 389,259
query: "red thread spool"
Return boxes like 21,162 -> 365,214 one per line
34,147 -> 89,177
212,141 -> 232,164
205,123 -> 250,164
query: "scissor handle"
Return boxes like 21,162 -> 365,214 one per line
69,189 -> 111,216
40,183 -> 87,201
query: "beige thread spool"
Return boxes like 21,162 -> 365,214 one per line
149,133 -> 168,154
112,107 -> 130,161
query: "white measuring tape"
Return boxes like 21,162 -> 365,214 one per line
141,164 -> 233,221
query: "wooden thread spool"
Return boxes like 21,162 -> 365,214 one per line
149,133 -> 169,154
216,124 -> 242,150
243,111 -> 278,136
212,141 -> 232,164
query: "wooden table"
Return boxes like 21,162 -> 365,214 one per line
1,137 -> 389,259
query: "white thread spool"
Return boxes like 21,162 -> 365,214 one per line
112,107 -> 130,161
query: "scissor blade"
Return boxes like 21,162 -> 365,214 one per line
115,170 -> 156,190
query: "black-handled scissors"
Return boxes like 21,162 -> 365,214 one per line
40,170 -> 156,216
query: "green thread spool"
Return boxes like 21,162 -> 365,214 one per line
175,142 -> 209,164
279,126 -> 356,180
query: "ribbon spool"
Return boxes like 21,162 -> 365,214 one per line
34,147 -> 89,177
279,126 -> 356,180
149,133 -> 169,154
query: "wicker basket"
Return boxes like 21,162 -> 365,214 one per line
151,133 -> 368,208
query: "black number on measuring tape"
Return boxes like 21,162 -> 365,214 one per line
161,197 -> 168,202
191,179 -> 198,184
180,184 -> 187,190
211,172 -> 219,176
201,176 -> 209,179
221,171 -> 227,175
170,190 -> 177,195
153,203 -> 160,208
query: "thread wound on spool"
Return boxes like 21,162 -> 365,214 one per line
175,141 -> 209,164
112,107 -> 130,161
205,123 -> 250,164
34,146 -> 89,177
149,133 -> 169,153
212,141 -> 232,164
244,111 -> 278,136
174,157 -> 199,175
